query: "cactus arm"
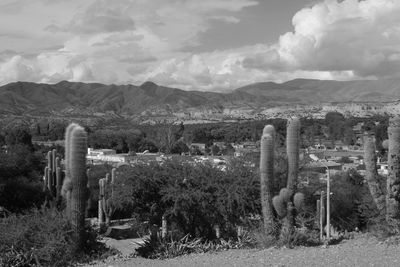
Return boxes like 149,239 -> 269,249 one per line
43,166 -> 49,192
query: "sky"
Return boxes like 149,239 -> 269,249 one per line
0,0 -> 400,91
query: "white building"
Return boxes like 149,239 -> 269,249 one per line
87,148 -> 130,164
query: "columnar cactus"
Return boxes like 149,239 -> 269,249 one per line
363,135 -> 385,215
284,117 -> 300,230
62,123 -> 79,218
43,149 -> 63,203
99,168 -> 117,225
286,117 -> 300,193
62,123 -> 88,248
260,118 -> 304,238
85,168 -> 92,217
387,116 -> 400,220
260,125 -> 276,234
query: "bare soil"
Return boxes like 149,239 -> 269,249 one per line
82,234 -> 400,267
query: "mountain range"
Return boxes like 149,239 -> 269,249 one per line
0,78 -> 399,120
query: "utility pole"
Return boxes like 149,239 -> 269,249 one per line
326,167 -> 331,240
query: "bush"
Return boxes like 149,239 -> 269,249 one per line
136,233 -> 256,259
0,207 -> 113,267
0,145 -> 46,212
330,170 -> 377,231
301,169 -> 379,232
114,158 -> 260,240
0,177 -> 46,212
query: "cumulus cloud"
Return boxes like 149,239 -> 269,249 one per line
1,0 -> 400,91
243,0 -> 400,80
0,0 -> 257,87
49,0 -> 135,34
139,0 -> 400,90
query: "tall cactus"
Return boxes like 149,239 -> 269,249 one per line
260,125 -> 276,234
260,119 -> 304,238
387,116 -> 400,220
363,135 -> 385,215
63,123 -> 88,248
285,117 -> 300,230
62,123 -> 80,217
287,117 -> 300,193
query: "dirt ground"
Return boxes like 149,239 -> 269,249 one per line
82,234 -> 400,267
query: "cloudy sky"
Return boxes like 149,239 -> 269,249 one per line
0,0 -> 400,91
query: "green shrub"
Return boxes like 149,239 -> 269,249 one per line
0,207 -> 113,267
135,233 -> 256,259
114,158 -> 260,240
0,177 -> 45,212
301,169 -> 379,232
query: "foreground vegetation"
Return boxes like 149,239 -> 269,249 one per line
0,113 -> 399,264
0,207 -> 114,267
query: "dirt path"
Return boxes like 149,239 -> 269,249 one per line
83,234 -> 400,267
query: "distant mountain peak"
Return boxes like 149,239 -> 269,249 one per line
140,81 -> 158,90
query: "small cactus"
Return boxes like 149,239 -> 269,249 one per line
293,192 -> 305,211
382,139 -> 389,150
99,168 -> 117,225
43,148 -> 63,204
279,188 -> 292,203
272,195 -> 287,218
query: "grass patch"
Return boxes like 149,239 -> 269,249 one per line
0,207 -> 116,267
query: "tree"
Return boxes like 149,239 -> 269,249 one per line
125,129 -> 144,153
4,127 -> 33,149
343,127 -> 356,145
210,145 -> 220,156
375,121 -> 388,156
337,156 -> 353,164
325,112 -> 345,141
221,143 -> 235,156
174,122 -> 185,141
171,139 -> 189,154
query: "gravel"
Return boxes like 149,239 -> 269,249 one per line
82,234 -> 400,267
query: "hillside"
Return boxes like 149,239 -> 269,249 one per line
236,78 -> 400,103
0,81 -> 265,116
0,78 -> 399,121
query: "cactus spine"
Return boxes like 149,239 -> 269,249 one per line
260,125 -> 276,234
387,116 -> 400,220
63,123 -> 88,248
363,135 -> 385,215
